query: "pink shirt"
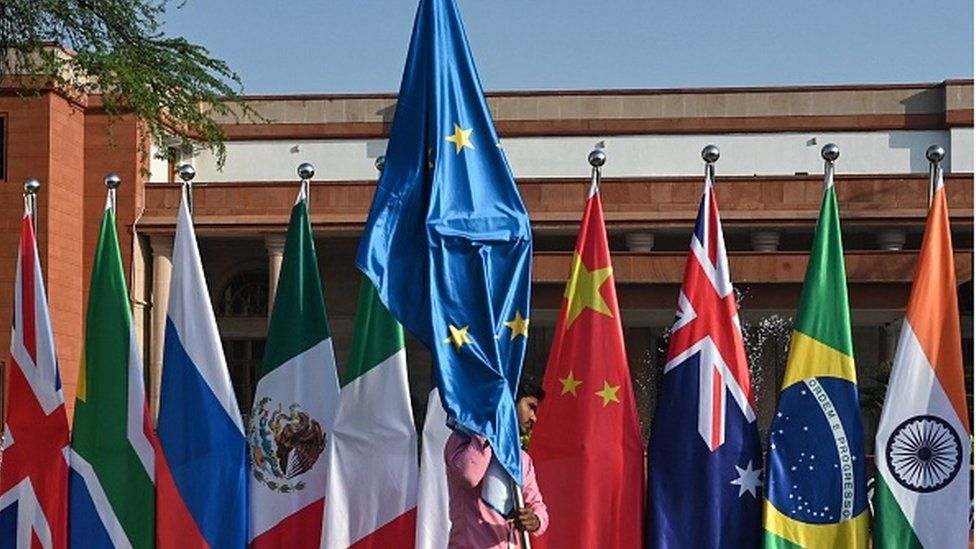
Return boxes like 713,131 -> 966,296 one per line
444,432 -> 549,549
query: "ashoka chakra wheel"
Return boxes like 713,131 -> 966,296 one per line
886,415 -> 962,493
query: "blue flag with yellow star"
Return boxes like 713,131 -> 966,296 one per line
356,0 -> 532,487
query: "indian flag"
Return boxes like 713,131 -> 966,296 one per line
763,166 -> 869,549
873,168 -> 971,548
248,187 -> 340,547
69,196 -> 156,549
322,278 -> 418,548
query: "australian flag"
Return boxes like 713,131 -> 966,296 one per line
646,171 -> 763,548
356,0 -> 532,487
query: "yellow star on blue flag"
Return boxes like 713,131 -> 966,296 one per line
445,124 -> 474,154
356,0 -> 533,489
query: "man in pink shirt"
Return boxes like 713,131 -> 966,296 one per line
445,381 -> 549,548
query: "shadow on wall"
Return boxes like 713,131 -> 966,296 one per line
890,88 -> 948,173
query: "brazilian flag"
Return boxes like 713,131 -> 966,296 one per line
762,173 -> 869,549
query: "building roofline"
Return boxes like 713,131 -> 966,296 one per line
234,79 -> 973,102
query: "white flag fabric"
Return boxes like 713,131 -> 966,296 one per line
323,279 -> 418,548
873,170 -> 971,548
415,389 -> 452,549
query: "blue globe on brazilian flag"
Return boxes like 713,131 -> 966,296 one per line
763,177 -> 869,549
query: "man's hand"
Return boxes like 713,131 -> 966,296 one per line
513,507 -> 540,533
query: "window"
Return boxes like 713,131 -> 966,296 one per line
217,269 -> 269,419
224,339 -> 264,419
218,270 -> 268,317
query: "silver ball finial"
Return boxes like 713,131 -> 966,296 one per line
821,143 -> 840,162
588,149 -> 606,168
177,164 -> 196,183
104,173 -> 122,189
702,144 -> 720,163
375,156 -> 386,173
23,178 -> 40,195
297,162 -> 315,180
925,145 -> 945,164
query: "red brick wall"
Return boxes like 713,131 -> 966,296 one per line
83,110 -> 140,293
0,93 -> 52,418
0,91 -> 89,421
44,93 -> 86,421
82,110 -> 143,422
0,90 -> 145,424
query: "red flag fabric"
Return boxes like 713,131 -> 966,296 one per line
529,190 -> 644,548
0,211 -> 70,548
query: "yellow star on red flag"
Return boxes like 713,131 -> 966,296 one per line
564,252 -> 613,328
559,371 -> 583,396
595,380 -> 621,407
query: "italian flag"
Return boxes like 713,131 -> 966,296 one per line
322,278 -> 418,548
873,169 -> 971,548
248,187 -> 340,547
69,197 -> 156,549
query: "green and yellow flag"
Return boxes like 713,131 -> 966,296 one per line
69,196 -> 157,548
762,167 -> 869,549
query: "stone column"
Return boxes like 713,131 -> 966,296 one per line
265,234 -> 286,318
149,234 -> 173,422
625,232 -> 655,252
751,230 -> 781,252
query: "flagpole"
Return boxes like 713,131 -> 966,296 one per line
821,143 -> 839,190
298,162 -> 314,207
702,144 -> 719,185
23,178 -> 40,233
510,474 -> 532,549
177,164 -> 196,218
588,148 -> 606,196
925,145 -> 945,208
104,173 -> 122,216
507,150 -> 547,549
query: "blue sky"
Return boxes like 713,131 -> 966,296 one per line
163,1 -> 973,94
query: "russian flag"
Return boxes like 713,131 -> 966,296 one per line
156,186 -> 248,547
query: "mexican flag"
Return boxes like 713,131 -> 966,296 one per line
873,169 -> 971,548
248,187 -> 340,547
69,197 -> 157,549
322,278 -> 418,548
763,167 -> 869,549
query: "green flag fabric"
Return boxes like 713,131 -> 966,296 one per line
247,188 -> 340,546
762,174 -> 870,549
873,172 -> 971,548
323,278 -> 418,547
69,198 -> 156,549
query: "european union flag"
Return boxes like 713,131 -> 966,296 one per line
356,0 -> 533,486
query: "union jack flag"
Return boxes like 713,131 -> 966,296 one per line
646,171 -> 763,548
0,208 -> 70,549
665,177 -> 756,450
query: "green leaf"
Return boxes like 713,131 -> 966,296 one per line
0,0 -> 265,169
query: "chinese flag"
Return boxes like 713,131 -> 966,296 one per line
529,189 -> 644,548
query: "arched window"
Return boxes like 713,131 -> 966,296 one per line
216,269 -> 269,417
218,270 -> 268,317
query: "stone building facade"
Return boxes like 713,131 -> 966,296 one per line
0,80 -> 972,446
